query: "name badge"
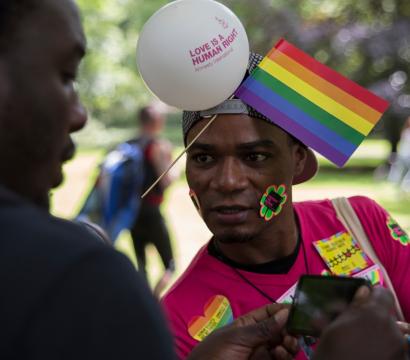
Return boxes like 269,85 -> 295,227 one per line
313,232 -> 371,276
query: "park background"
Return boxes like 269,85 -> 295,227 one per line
52,0 -> 410,291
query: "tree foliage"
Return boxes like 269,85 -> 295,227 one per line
222,0 -> 410,149
76,0 -> 410,149
76,0 -> 168,127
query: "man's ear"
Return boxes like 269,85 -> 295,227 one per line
293,143 -> 308,178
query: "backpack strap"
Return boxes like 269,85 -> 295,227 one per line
331,197 -> 404,321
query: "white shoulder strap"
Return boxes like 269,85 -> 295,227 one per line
331,197 -> 404,321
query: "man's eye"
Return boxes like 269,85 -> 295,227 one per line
245,153 -> 268,162
193,154 -> 214,164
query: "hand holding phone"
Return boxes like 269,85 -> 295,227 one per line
312,287 -> 407,360
286,275 -> 369,337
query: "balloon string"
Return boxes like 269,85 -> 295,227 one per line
141,114 -> 218,199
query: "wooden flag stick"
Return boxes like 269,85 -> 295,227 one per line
141,114 -> 218,199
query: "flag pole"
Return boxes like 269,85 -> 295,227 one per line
141,114 -> 218,199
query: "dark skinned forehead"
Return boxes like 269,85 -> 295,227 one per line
186,114 -> 292,151
188,139 -> 282,153
7,0 -> 86,61
45,0 -> 86,52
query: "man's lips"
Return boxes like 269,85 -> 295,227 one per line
211,205 -> 251,213
61,139 -> 76,162
210,205 -> 253,224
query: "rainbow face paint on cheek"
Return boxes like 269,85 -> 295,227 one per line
259,184 -> 288,221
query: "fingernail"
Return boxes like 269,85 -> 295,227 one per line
356,285 -> 371,298
275,309 -> 289,326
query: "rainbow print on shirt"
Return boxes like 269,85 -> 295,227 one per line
353,264 -> 384,286
188,295 -> 233,342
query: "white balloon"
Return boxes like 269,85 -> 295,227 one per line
136,0 -> 249,111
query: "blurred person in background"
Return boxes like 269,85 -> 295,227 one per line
128,105 -> 177,296
77,104 -> 176,296
388,116 -> 410,192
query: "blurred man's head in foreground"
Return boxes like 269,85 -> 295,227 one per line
0,0 -> 87,208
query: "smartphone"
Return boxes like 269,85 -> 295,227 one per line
286,275 -> 369,337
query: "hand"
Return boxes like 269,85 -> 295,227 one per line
397,321 -> 410,335
396,322 -> 410,357
313,287 -> 408,360
187,303 -> 299,360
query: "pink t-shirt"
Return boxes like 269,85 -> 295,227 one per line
162,196 -> 410,359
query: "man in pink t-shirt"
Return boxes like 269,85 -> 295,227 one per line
162,53 -> 410,359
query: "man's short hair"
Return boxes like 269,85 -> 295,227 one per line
0,0 -> 37,53
138,106 -> 157,126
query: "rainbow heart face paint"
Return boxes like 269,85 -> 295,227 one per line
259,184 -> 288,221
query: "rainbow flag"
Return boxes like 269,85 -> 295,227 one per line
235,39 -> 389,167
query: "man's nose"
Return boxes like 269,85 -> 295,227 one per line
210,157 -> 247,193
70,95 -> 87,133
